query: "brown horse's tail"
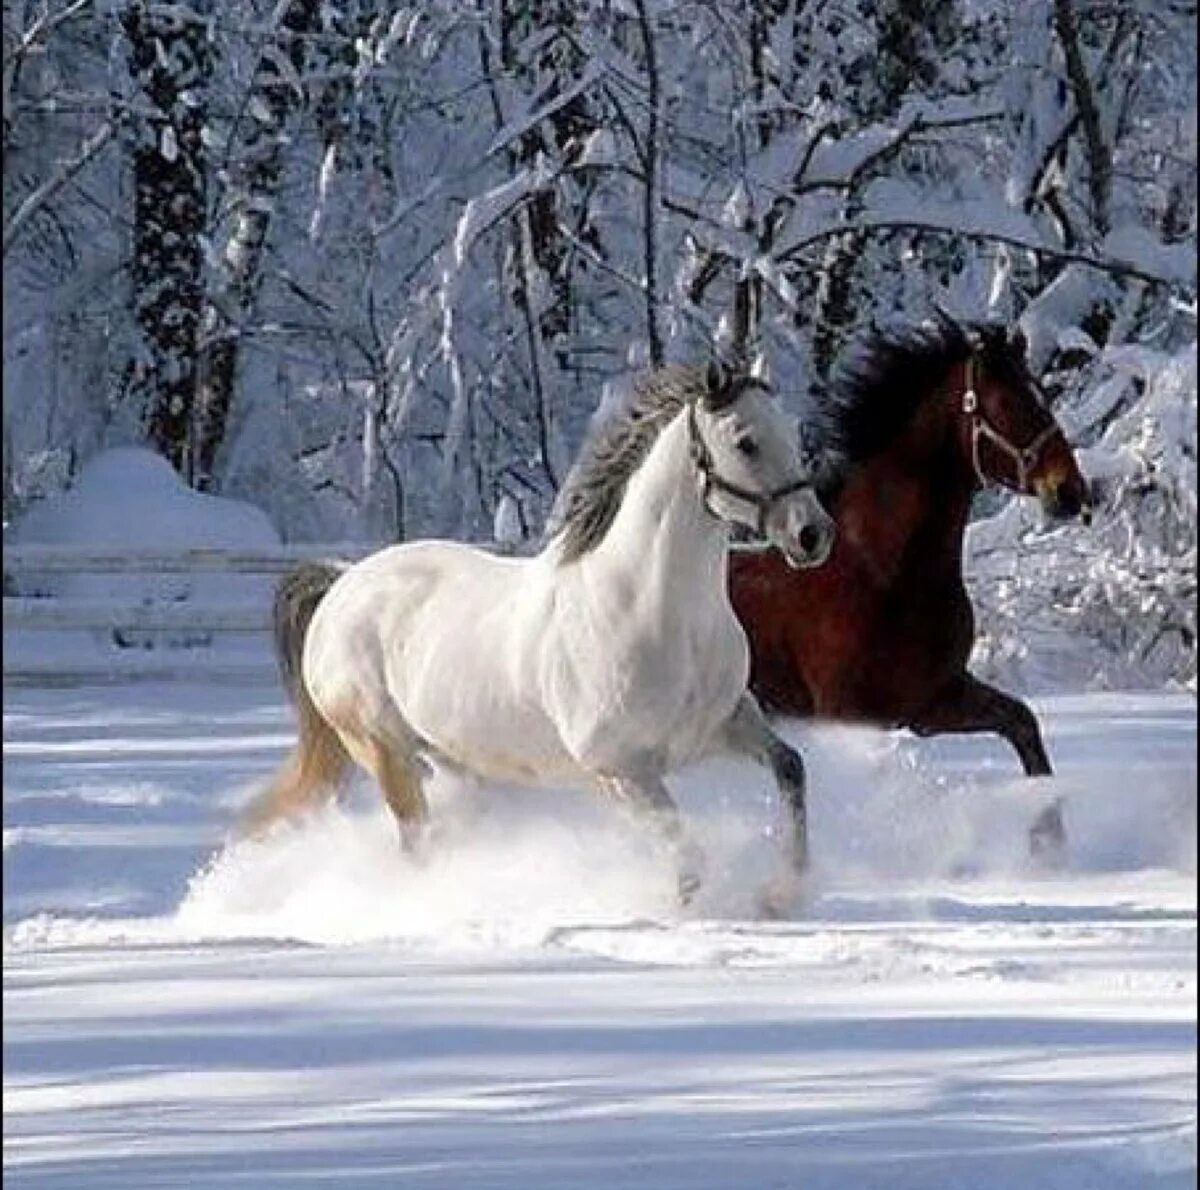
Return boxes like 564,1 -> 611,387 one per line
239,562 -> 351,836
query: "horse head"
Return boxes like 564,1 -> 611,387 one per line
689,360 -> 835,568
939,313 -> 1094,523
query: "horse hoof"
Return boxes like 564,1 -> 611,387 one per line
677,870 -> 703,907
756,869 -> 809,919
1029,802 -> 1066,866
756,890 -> 789,920
673,836 -> 706,907
397,820 -> 437,863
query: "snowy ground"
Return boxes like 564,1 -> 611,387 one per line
3,679 -> 1196,1188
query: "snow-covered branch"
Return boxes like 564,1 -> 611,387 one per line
777,218 -> 1194,291
3,119 -> 115,257
4,0 -> 1195,633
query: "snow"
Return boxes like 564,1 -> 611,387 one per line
484,62 -> 604,161
5,447 -> 281,672
3,680 -> 1195,1188
1103,225 -> 1197,289
8,447 -> 279,600
451,161 -> 556,271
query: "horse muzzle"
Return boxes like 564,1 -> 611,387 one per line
776,498 -> 836,570
1034,473 -> 1094,524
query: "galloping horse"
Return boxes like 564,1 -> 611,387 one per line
243,363 -> 835,900
729,312 -> 1093,856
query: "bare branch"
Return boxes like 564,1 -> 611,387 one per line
1051,0 -> 1121,238
776,218 -> 1192,291
3,0 -> 92,117
3,120 -> 115,257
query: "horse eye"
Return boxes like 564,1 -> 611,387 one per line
736,437 -> 759,458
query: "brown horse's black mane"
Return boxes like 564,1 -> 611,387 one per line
814,314 -> 1030,464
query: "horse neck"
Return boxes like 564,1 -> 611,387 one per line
588,408 -> 729,596
841,387 -> 977,577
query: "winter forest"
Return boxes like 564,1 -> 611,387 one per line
3,0 -> 1197,688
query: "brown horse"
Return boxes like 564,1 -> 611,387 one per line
730,312 -> 1093,856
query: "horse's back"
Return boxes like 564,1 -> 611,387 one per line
303,541 -> 524,700
302,538 -> 576,776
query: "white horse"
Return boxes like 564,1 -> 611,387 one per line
242,363 -> 835,900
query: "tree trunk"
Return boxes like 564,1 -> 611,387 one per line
1051,0 -> 1114,241
121,1 -> 208,480
632,0 -> 663,365
192,0 -> 318,492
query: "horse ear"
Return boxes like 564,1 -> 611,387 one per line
1008,323 -> 1028,356
930,300 -> 959,336
703,359 -> 732,409
930,301 -> 976,354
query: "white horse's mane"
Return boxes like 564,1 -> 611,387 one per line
545,364 -> 708,564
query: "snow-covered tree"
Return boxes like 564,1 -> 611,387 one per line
3,0 -> 1195,688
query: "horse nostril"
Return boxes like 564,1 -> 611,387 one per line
1057,484 -> 1084,518
1045,479 -> 1094,522
798,524 -> 821,555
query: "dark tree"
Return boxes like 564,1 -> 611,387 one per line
120,0 -> 209,480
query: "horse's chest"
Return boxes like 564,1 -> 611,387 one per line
614,614 -> 744,715
547,607 -> 747,768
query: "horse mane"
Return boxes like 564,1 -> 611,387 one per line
546,364 -> 710,564
816,314 -> 1022,463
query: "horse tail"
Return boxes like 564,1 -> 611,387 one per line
239,562 -> 351,835
273,562 -> 341,700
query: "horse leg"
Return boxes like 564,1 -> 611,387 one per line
335,723 -> 430,853
598,771 -> 702,905
719,695 -> 809,873
909,674 -> 1064,858
375,745 -> 431,853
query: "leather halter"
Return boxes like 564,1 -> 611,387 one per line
960,355 -> 1059,494
686,399 -> 813,536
